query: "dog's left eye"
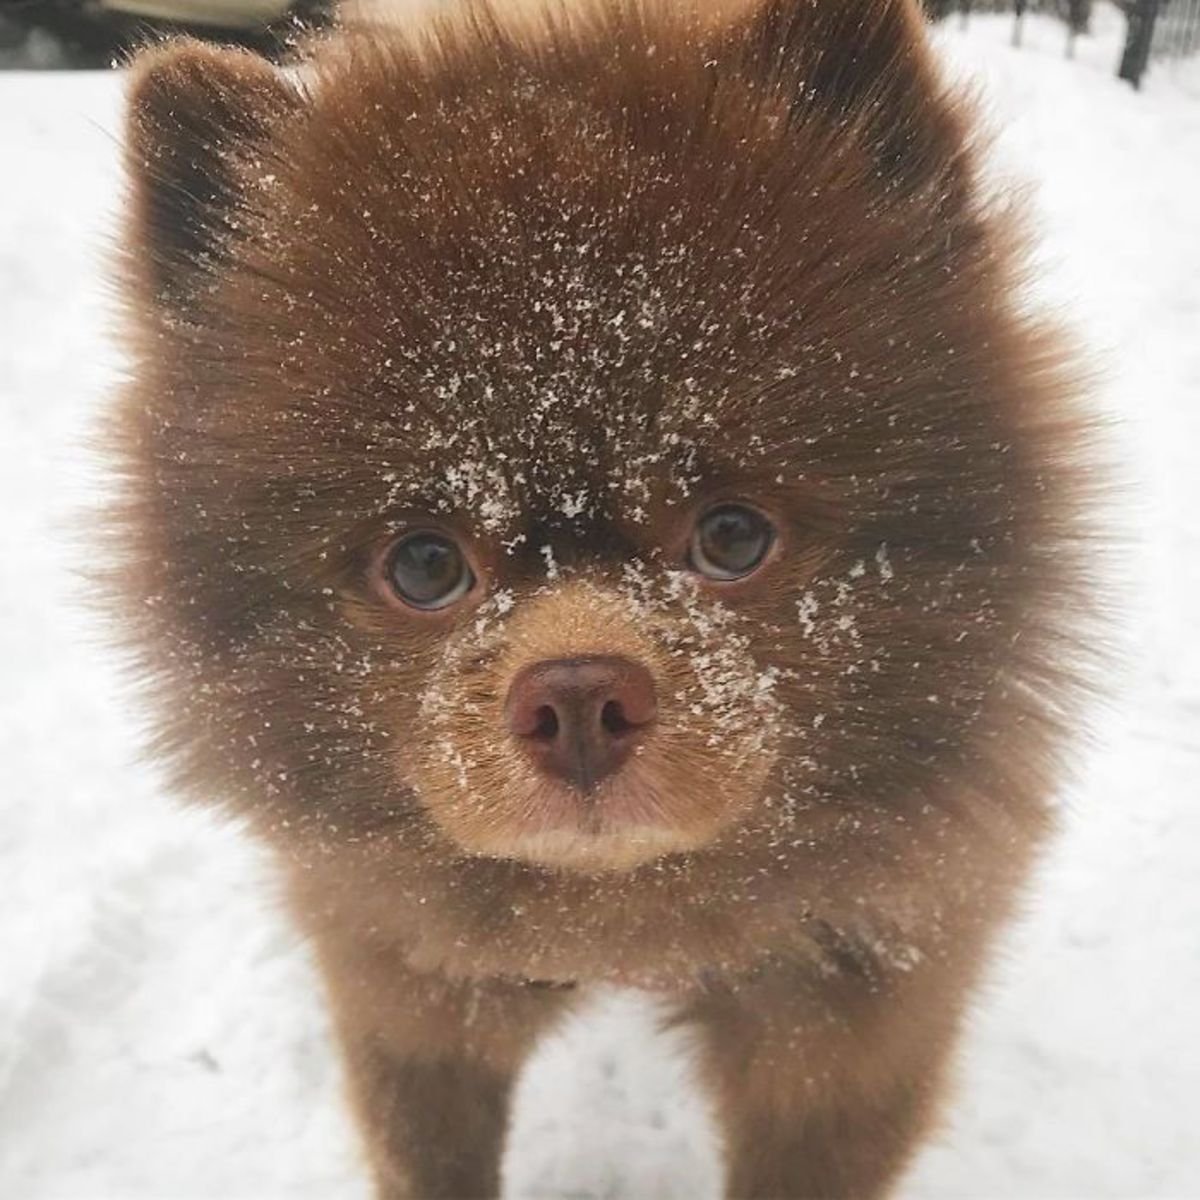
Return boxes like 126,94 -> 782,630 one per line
689,505 -> 774,581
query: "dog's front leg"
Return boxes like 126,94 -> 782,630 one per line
317,943 -> 575,1200
675,949 -> 964,1200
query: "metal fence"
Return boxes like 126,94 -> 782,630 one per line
1153,0 -> 1200,57
926,0 -> 1200,87
925,0 -> 1091,23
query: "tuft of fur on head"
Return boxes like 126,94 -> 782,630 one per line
106,0 -> 1105,982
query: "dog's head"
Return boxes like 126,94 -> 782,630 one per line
113,0 -> 1094,879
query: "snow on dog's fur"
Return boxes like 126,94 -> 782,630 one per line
107,0 -> 1105,1195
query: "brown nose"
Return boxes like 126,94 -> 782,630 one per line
505,655 -> 657,793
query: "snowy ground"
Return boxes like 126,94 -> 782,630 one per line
2,6 -> 1199,1197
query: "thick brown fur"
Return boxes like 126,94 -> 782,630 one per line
107,1 -> 1104,1196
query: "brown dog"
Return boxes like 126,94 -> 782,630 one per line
107,0 -> 1103,1195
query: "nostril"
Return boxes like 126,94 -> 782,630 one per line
532,705 -> 559,741
601,699 -> 633,737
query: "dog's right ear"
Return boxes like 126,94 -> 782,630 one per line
725,0 -> 969,195
124,41 -> 300,311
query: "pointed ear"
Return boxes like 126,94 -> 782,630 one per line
123,40 -> 299,309
731,0 -> 968,192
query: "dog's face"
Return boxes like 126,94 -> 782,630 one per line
114,0 -> 1089,880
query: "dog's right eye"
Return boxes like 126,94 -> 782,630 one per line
384,531 -> 476,610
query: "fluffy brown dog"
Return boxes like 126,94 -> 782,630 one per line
108,0 -> 1102,1195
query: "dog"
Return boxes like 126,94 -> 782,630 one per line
107,0 -> 1103,1194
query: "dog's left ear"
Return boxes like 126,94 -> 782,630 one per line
725,0 -> 968,192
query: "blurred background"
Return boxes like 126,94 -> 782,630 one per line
1,2 -> 1197,1198
0,0 -> 333,66
1,0 -> 1198,79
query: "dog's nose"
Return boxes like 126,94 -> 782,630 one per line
505,655 -> 657,792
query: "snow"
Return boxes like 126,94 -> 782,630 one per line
2,6 -> 1199,1196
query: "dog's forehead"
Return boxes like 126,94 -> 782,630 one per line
245,157 -> 821,552
264,81 -> 875,540
378,336 -> 724,541
351,227 -> 784,538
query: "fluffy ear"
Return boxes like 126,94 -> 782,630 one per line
123,41 -> 299,308
731,0 -> 968,191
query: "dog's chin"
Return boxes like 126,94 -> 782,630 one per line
480,823 -> 707,873
429,778 -> 729,874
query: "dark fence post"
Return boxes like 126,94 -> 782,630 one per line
1013,0 -> 1027,46
1119,0 -> 1163,88
922,0 -> 957,19
1066,0 -> 1091,57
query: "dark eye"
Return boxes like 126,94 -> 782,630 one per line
385,531 -> 475,610
689,504 -> 774,581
